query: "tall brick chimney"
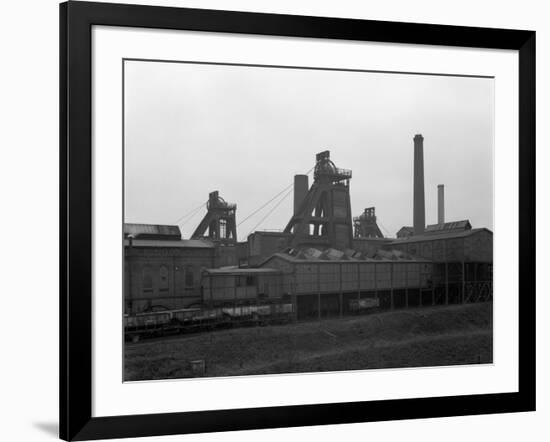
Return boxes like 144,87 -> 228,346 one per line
437,184 -> 445,224
413,134 -> 425,235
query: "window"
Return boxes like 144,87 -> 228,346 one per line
236,275 -> 256,287
422,243 -> 432,257
159,265 -> 169,293
185,267 -> 194,287
142,265 -> 153,294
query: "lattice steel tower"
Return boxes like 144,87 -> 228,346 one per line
284,151 -> 353,250
191,191 -> 237,244
353,207 -> 384,239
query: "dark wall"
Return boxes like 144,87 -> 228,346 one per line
248,232 -> 292,267
214,244 -> 238,267
388,230 -> 492,263
124,246 -> 215,313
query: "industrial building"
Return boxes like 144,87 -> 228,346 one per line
124,224 -> 215,312
124,134 -> 492,319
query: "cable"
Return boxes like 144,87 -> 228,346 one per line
237,165 -> 315,228
378,221 -> 393,237
180,208 -> 205,227
246,187 -> 293,238
174,202 -> 206,224
237,183 -> 293,227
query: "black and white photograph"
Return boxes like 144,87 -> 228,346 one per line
123,59 -> 494,381
0,0 -> 543,440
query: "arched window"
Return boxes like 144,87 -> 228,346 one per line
159,265 -> 169,293
142,265 -> 153,294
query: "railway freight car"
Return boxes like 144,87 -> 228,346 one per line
124,303 -> 294,341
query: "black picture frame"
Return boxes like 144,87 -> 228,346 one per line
59,1 -> 536,440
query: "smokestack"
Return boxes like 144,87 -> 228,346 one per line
413,134 -> 425,235
294,174 -> 309,215
437,184 -> 445,224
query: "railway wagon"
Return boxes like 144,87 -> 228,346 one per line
124,303 -> 295,341
124,309 -> 199,342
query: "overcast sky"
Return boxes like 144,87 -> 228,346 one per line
124,60 -> 494,241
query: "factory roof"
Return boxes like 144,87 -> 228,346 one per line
124,239 -> 214,248
353,237 -> 393,243
424,220 -> 471,234
203,267 -> 281,275
262,246 -> 430,265
124,223 -> 181,240
388,227 -> 492,244
248,231 -> 292,237
396,226 -> 415,238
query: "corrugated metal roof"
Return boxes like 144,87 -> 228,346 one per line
424,220 -> 471,234
389,227 -> 492,244
124,223 -> 181,239
265,249 -> 430,264
343,248 -> 358,258
353,237 -> 393,243
124,239 -> 214,248
321,248 -> 345,260
297,248 -> 323,260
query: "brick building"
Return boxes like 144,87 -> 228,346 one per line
124,224 -> 215,313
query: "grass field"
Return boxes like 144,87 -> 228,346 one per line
124,302 -> 492,381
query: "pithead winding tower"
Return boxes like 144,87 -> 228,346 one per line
284,151 -> 353,250
191,191 -> 237,245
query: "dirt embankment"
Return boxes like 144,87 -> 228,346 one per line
125,302 -> 492,381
